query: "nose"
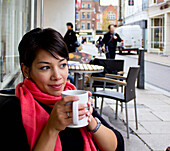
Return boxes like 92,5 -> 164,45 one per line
51,67 -> 62,80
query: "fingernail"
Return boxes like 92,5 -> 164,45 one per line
86,112 -> 90,116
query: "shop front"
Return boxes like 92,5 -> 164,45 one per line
148,2 -> 170,55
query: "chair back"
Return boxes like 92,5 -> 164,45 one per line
90,58 -> 124,77
125,67 -> 140,102
0,89 -> 15,96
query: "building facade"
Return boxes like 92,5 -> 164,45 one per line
0,0 -> 75,89
147,0 -> 170,55
101,5 -> 118,31
76,0 -> 118,42
76,0 -> 100,42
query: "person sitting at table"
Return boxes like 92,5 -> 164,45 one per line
0,28 -> 124,151
67,73 -> 74,84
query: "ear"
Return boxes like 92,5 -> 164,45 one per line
21,63 -> 30,78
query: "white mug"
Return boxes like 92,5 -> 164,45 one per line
61,90 -> 89,128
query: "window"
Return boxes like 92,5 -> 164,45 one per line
82,12 -> 85,19
87,12 -> 90,19
109,21 -> 115,24
151,17 -> 164,49
0,0 -> 31,88
107,11 -> 115,20
128,0 -> 134,6
82,3 -> 85,8
87,4 -> 91,8
97,14 -> 100,20
76,12 -> 79,19
81,23 -> 85,29
97,22 -> 100,30
87,23 -> 90,29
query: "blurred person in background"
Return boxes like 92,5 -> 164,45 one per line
102,24 -> 121,59
64,22 -> 77,53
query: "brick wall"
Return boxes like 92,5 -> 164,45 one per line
157,0 -> 164,4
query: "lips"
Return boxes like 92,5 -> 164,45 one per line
49,84 -> 63,90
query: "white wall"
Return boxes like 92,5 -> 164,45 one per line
124,0 -> 147,24
164,13 -> 170,55
43,0 -> 75,36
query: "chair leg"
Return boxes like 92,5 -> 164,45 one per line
125,102 -> 130,139
115,100 -> 118,119
94,87 -> 98,109
121,102 -> 123,112
100,97 -> 104,116
134,98 -> 138,130
94,96 -> 97,108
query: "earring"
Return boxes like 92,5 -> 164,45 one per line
25,76 -> 28,79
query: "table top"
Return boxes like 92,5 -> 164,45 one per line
69,64 -> 104,73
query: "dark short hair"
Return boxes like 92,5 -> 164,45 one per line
66,22 -> 73,28
108,24 -> 115,29
18,28 -> 69,68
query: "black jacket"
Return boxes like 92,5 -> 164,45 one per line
64,29 -> 77,53
102,32 -> 121,50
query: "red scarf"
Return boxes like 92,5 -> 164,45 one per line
15,79 -> 96,151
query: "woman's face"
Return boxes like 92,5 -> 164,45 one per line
29,49 -> 68,96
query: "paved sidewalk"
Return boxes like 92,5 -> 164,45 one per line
127,52 -> 170,67
83,44 -> 170,151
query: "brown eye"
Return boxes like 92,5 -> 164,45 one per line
60,63 -> 67,68
40,66 -> 50,70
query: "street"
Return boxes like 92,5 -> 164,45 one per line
82,43 -> 170,93
116,54 -> 170,93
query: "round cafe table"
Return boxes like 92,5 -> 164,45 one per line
69,64 -> 104,90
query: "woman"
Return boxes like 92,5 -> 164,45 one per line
0,28 -> 124,151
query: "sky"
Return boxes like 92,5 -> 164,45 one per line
100,0 -> 118,6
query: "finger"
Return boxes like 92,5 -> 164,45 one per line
79,103 -> 88,110
64,104 -> 72,112
88,115 -> 93,123
78,108 -> 88,116
79,115 -> 86,120
88,97 -> 93,104
61,96 -> 79,105
87,91 -> 92,97
87,101 -> 93,114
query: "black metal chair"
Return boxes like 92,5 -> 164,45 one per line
90,66 -> 140,138
87,58 -> 124,108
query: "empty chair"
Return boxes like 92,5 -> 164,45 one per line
87,58 -> 124,108
90,66 -> 140,138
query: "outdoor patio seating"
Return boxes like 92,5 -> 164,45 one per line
87,58 -> 124,108
90,66 -> 140,138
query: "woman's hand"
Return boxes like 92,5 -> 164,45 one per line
46,96 -> 88,132
86,91 -> 94,123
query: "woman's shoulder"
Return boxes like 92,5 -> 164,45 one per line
0,90 -> 30,150
0,89 -> 20,113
